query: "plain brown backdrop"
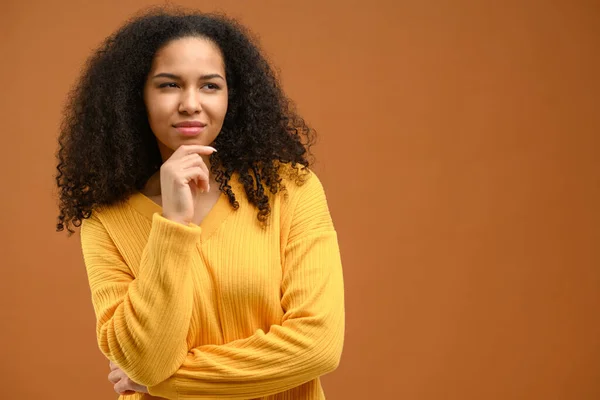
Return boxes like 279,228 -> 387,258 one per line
1,0 -> 599,399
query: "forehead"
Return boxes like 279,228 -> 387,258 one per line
151,37 -> 225,74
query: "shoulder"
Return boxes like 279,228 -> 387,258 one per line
276,163 -> 330,217
277,164 -> 335,239
80,197 -> 140,240
278,163 -> 327,200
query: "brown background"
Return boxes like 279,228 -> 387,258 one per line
1,0 -> 599,399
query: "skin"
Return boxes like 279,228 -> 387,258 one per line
144,36 -> 228,162
108,361 -> 148,395
142,36 -> 229,225
109,36 -> 229,394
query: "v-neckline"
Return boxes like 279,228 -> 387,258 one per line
128,188 -> 234,243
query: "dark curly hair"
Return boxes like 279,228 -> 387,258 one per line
55,6 -> 315,234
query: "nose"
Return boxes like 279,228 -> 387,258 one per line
178,89 -> 202,114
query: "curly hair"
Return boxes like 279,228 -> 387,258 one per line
55,6 -> 315,234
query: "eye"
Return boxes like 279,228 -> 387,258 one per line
202,83 -> 220,90
158,82 -> 179,89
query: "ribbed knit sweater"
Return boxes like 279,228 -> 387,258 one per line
80,170 -> 345,400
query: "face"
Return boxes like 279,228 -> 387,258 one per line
143,36 -> 228,161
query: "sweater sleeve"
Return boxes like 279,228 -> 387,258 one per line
147,173 -> 345,399
80,211 -> 201,387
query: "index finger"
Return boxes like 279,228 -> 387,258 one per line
176,144 -> 217,156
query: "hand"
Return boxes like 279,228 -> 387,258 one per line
108,360 -> 149,395
160,144 -> 216,225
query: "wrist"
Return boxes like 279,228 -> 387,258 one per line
161,213 -> 191,226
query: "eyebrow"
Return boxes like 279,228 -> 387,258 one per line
152,72 -> 225,81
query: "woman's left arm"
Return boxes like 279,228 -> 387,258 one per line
147,173 -> 346,399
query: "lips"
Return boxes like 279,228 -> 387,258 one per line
173,121 -> 207,136
173,121 -> 207,128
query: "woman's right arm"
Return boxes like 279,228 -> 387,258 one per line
80,211 -> 201,387
80,144 -> 214,387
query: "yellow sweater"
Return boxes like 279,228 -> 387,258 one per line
80,170 -> 345,400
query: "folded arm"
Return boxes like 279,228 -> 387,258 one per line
81,212 -> 201,386
148,173 -> 346,399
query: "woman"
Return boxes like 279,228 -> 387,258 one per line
55,7 -> 345,400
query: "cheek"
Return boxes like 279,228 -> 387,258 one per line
208,95 -> 229,121
146,97 -> 174,125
